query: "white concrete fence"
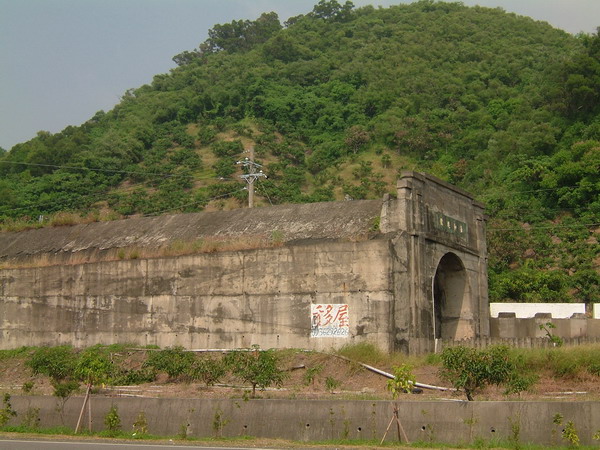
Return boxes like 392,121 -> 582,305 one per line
489,302 -> 592,318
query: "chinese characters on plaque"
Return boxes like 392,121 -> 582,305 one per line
311,304 -> 349,338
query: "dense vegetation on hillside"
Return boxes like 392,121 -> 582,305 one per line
0,1 -> 598,304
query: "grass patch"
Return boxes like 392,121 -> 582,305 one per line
336,342 -> 432,370
1,425 -> 75,435
2,426 -> 600,450
336,342 -> 386,366
0,347 -> 33,361
510,344 -> 600,379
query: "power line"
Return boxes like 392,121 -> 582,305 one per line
0,160 -> 197,179
0,181 -> 186,216
0,165 -> 236,216
485,185 -> 582,195
0,183 -> 240,218
144,188 -> 245,216
0,184 -> 146,215
487,222 -> 600,232
255,184 -> 274,206
2,160 -> 592,201
1,160 -> 591,195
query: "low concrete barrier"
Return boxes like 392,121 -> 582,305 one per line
489,303 -> 586,319
439,336 -> 600,351
490,317 -> 600,340
7,396 -> 600,446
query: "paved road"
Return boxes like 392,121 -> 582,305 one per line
0,439 -> 281,450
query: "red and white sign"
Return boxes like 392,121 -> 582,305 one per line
311,304 -> 349,338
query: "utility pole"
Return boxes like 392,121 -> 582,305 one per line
236,147 -> 266,208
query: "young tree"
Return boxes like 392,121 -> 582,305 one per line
27,346 -> 79,423
387,364 -> 416,398
74,345 -> 117,433
187,356 -> 227,387
225,346 -> 286,397
75,345 -> 115,387
439,345 -> 521,401
143,346 -> 196,381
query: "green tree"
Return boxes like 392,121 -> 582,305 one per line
345,125 -> 370,154
1,1 -> 598,307
187,356 -> 227,387
74,345 -> 115,386
73,345 -> 119,433
203,12 -> 281,53
560,28 -> 600,118
0,393 -> 17,427
439,345 -> 520,401
310,0 -> 355,22
143,346 -> 196,380
27,346 -> 79,423
387,364 -> 416,398
224,346 -> 286,397
27,346 -> 76,381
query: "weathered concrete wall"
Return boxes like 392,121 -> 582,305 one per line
8,396 -> 600,446
491,316 -> 600,339
0,238 -> 396,351
0,172 -> 490,353
386,172 -> 489,353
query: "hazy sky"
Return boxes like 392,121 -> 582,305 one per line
1,0 -> 599,151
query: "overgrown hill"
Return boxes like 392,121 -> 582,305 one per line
0,0 -> 598,304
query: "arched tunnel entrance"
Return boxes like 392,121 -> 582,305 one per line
433,252 -> 474,340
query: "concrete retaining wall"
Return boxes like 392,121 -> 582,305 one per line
8,396 -> 600,446
0,238 -> 396,352
439,336 -> 600,351
490,316 -> 600,339
0,172 -> 491,354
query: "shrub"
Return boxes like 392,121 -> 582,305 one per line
224,346 -> 286,397
21,406 -> 40,429
187,356 -> 227,387
21,381 -> 34,394
132,411 -> 148,437
325,376 -> 341,393
304,365 -> 323,386
198,126 -> 216,145
104,405 -> 121,433
387,364 -> 416,398
75,344 -> 115,386
562,420 -> 580,447
0,393 -> 17,427
439,345 -> 524,401
27,346 -> 76,381
144,347 -> 196,380
211,140 -> 243,158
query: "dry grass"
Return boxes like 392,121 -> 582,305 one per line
0,218 -> 44,233
1,208 -> 123,233
0,230 -> 372,270
0,234 -> 292,270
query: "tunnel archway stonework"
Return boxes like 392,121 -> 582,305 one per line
381,172 -> 489,353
